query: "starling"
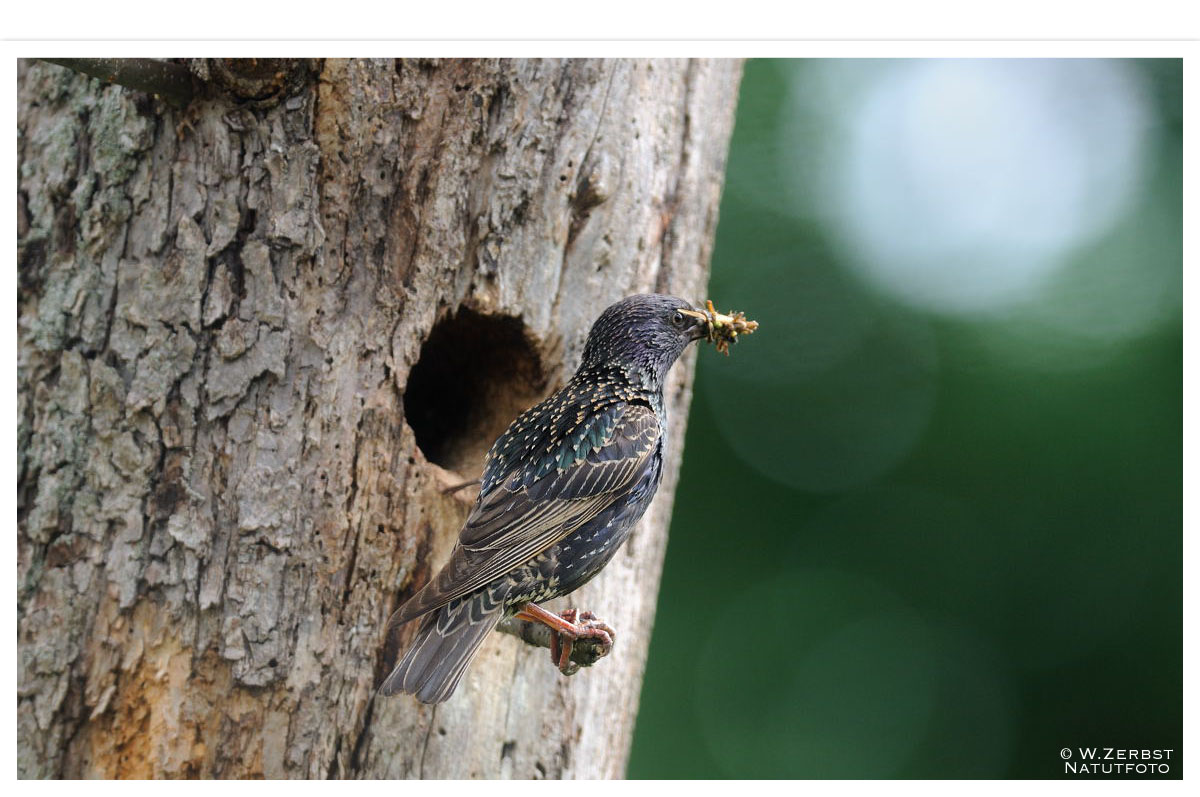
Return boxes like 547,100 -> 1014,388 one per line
381,294 -> 714,703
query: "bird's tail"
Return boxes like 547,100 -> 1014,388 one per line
380,596 -> 504,704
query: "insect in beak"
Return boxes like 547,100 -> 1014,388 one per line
684,301 -> 760,355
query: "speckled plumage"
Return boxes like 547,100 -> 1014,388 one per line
382,294 -> 707,703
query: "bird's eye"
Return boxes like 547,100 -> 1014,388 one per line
672,310 -> 685,327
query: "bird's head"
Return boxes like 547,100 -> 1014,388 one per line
579,294 -> 709,389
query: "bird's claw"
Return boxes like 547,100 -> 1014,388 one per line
549,609 -> 616,676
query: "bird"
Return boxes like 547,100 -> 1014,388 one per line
381,293 -> 712,703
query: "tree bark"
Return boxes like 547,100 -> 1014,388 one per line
17,57 -> 741,779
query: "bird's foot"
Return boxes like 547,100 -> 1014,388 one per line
515,603 -> 617,677
549,609 -> 616,676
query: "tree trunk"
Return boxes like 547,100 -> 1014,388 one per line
17,57 -> 741,779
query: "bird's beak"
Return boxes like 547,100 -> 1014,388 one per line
679,308 -> 709,341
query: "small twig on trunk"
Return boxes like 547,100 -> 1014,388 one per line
441,478 -> 481,496
40,58 -> 196,108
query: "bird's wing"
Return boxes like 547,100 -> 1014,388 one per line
462,401 -> 659,549
388,402 -> 659,626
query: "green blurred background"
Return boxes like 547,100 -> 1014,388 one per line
628,59 -> 1182,779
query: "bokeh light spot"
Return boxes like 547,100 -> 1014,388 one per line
802,60 -> 1152,316
700,302 -> 937,493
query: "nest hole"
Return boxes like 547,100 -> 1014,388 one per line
404,308 -> 547,478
